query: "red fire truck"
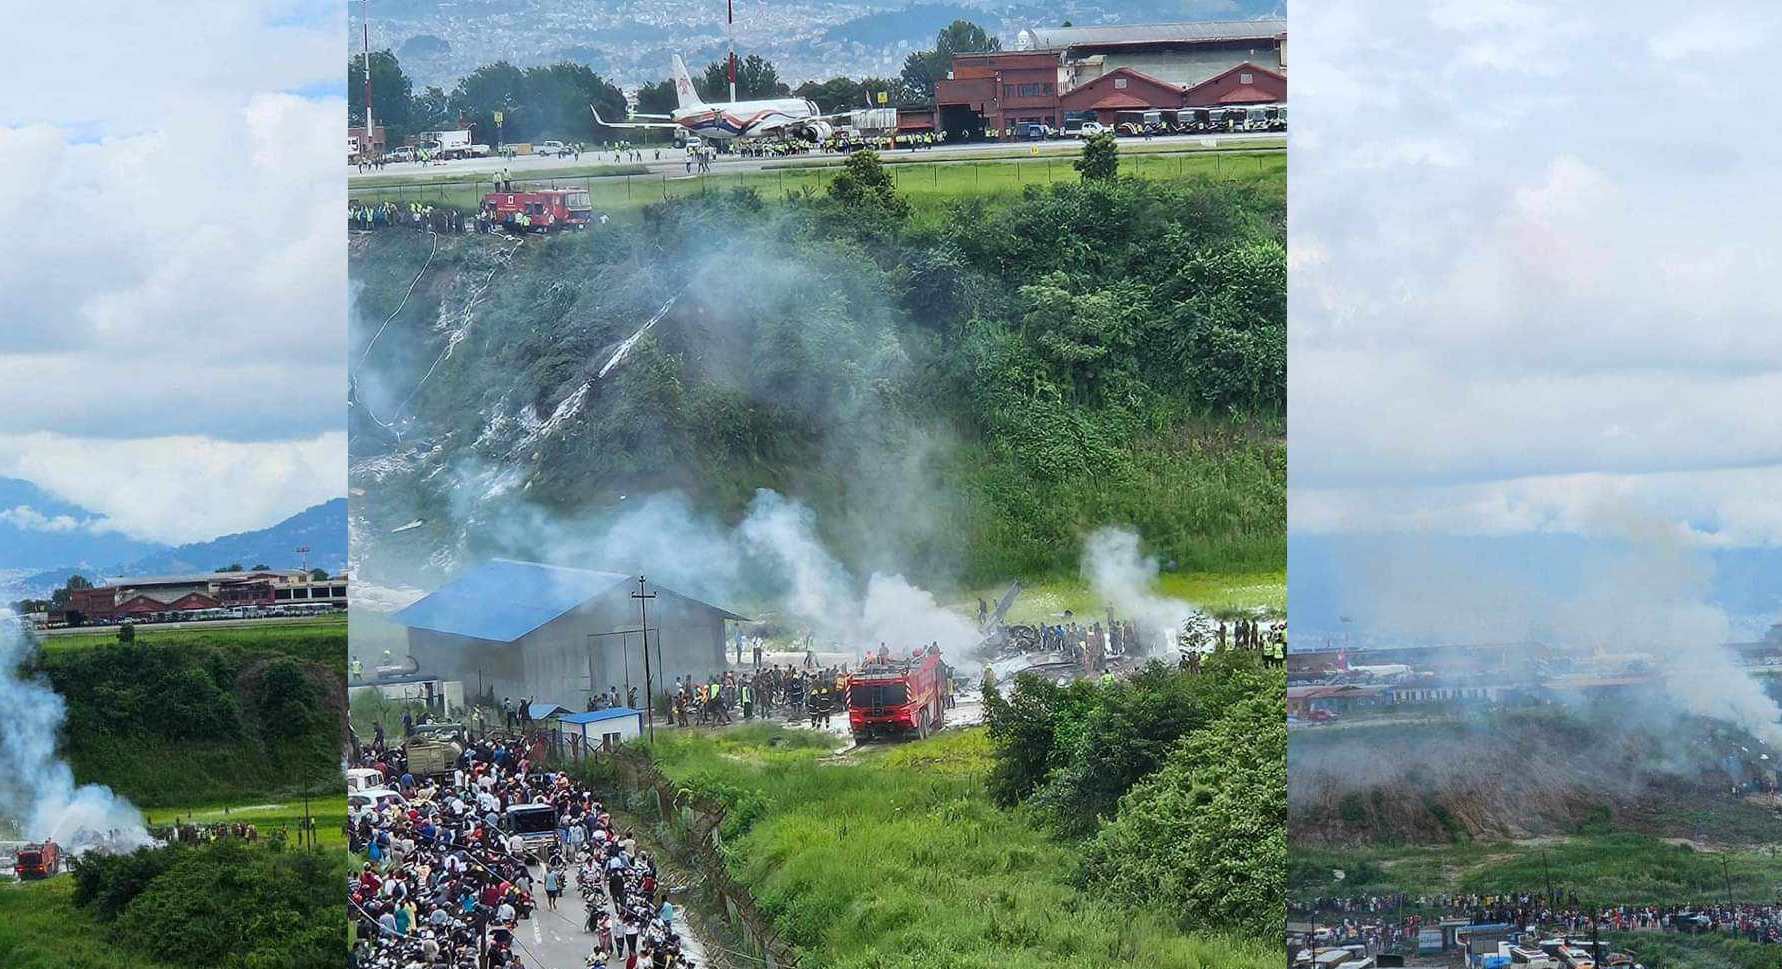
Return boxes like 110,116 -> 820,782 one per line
846,648 -> 949,741
480,189 -> 593,232
14,841 -> 61,880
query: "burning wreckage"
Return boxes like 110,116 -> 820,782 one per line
972,583 -> 1285,690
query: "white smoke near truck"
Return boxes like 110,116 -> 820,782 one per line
0,614 -> 153,855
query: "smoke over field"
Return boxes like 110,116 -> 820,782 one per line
1291,505 -> 1782,848
348,179 -> 1286,648
0,616 -> 151,854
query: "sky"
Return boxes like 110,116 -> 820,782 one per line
0,1 -> 345,545
1288,0 -> 1782,642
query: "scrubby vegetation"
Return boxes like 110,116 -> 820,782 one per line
68,840 -> 343,969
640,723 -> 1276,969
983,653 -> 1286,937
27,627 -> 344,807
352,152 -> 1285,587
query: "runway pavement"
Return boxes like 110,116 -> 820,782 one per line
351,130 -> 1284,183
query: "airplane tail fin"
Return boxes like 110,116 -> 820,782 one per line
670,54 -> 704,110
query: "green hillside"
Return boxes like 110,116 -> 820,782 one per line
350,150 -> 1285,592
29,623 -> 345,807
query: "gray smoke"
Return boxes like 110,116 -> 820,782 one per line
0,614 -> 152,854
1080,527 -> 1215,654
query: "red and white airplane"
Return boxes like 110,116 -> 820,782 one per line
594,54 -> 847,143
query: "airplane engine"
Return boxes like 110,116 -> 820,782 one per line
799,120 -> 835,143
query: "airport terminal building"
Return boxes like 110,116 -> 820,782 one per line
934,19 -> 1287,136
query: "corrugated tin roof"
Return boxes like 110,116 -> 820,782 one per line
1017,19 -> 1287,51
393,559 -> 751,643
559,707 -> 643,725
393,559 -> 632,643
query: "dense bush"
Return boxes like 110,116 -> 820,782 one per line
982,655 -> 1285,938
31,637 -> 342,806
1081,681 -> 1287,937
72,841 -> 343,969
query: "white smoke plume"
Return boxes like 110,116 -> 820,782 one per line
0,614 -> 152,854
1080,527 -> 1214,654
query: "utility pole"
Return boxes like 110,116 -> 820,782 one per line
361,0 -> 374,152
727,0 -> 737,102
633,576 -> 657,743
297,545 -> 310,577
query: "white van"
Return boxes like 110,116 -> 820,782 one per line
348,787 -> 409,814
346,767 -> 384,794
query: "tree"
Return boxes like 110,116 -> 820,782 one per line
523,62 -> 626,142
310,569 -> 330,581
697,54 -> 789,101
635,78 -> 679,116
825,149 -> 909,221
1081,682 -> 1287,938
1075,130 -> 1119,181
250,563 -> 269,571
51,574 -> 92,607
218,563 -> 244,573
449,60 -> 528,145
901,20 -> 1000,101
117,623 -> 134,644
795,76 -> 869,113
410,85 -> 455,134
348,50 -> 416,143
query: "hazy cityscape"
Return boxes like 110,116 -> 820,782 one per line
350,0 -> 1284,89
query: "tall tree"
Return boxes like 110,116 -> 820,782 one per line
522,62 -> 626,141
635,78 -> 680,116
449,61 -> 528,144
348,50 -> 416,143
901,20 -> 1000,101
795,76 -> 869,113
696,54 -> 789,101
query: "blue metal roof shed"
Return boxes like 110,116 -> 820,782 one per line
558,707 -> 645,725
392,558 -> 750,643
392,559 -> 632,643
556,706 -> 645,747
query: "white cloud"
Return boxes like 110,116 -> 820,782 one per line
0,3 -> 342,545
0,507 -> 99,535
0,432 -> 345,546
1289,0 -> 1782,551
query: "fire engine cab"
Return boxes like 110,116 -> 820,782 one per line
15,841 -> 61,880
480,189 -> 593,232
846,647 -> 949,741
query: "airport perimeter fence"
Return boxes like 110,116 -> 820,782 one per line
346,148 -> 1285,219
553,739 -> 803,969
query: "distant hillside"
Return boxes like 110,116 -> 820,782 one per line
0,477 -> 170,571
123,499 -> 349,576
10,499 -> 348,600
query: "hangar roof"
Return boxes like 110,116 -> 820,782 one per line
1016,20 -> 1286,51
393,558 -> 748,643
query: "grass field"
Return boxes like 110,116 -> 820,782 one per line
43,615 -> 345,665
0,877 -> 183,969
1602,930 -> 1781,969
142,798 -> 348,849
1292,834 -> 1782,907
983,570 -> 1285,625
348,149 -> 1286,223
634,723 -> 1274,969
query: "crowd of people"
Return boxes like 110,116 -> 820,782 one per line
1294,892 -> 1782,954
346,730 -> 695,969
